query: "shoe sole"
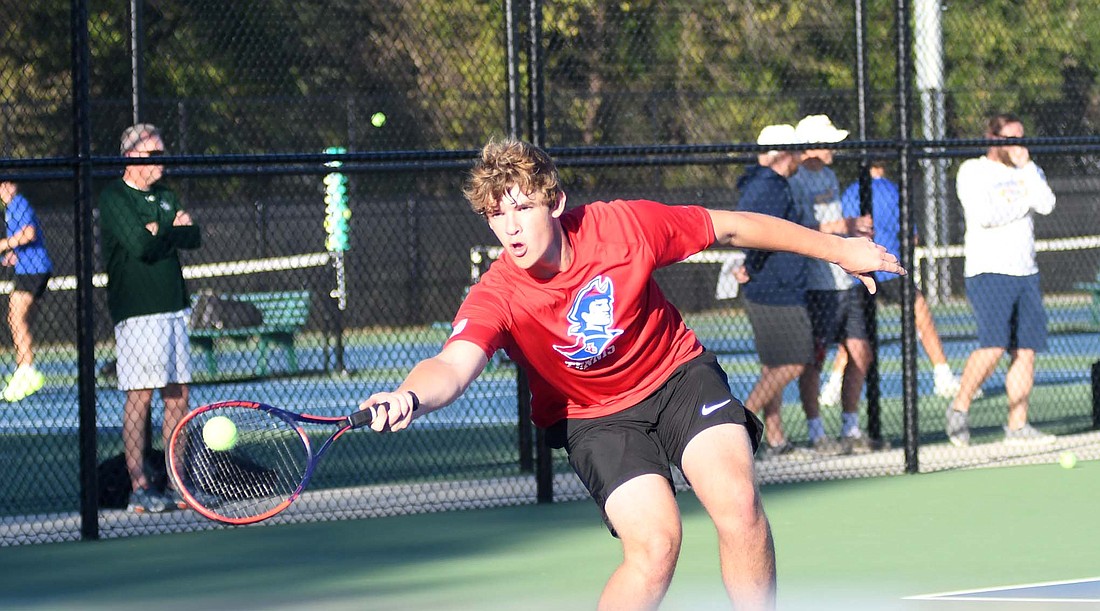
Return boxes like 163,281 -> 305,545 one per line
947,436 -> 969,448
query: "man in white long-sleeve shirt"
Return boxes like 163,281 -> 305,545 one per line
946,113 -> 1057,447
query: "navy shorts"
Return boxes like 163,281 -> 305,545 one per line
14,273 -> 50,299
545,352 -> 762,520
966,273 -> 1047,351
806,287 -> 871,358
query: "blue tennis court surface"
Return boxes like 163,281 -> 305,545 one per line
909,577 -> 1100,602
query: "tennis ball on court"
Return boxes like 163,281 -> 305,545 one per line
370,112 -> 387,128
203,416 -> 238,451
1059,451 -> 1077,470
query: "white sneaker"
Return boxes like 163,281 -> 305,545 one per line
1003,423 -> 1056,446
819,374 -> 842,407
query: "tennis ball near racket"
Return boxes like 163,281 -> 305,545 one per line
203,416 -> 239,451
1059,451 -> 1078,470
370,112 -> 387,128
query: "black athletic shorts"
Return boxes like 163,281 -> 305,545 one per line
14,273 -> 50,299
545,351 -> 762,531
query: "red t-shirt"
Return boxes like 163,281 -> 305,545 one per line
445,199 -> 714,428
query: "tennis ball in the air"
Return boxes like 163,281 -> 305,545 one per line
370,112 -> 387,128
1059,451 -> 1078,470
203,416 -> 239,451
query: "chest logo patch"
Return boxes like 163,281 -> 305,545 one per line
553,275 -> 623,365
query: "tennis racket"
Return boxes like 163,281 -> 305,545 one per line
166,395 -> 418,525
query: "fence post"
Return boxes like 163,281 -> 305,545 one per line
1092,361 -> 1100,430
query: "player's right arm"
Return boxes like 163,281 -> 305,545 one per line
360,339 -> 490,433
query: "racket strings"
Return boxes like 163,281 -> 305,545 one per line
171,407 -> 310,520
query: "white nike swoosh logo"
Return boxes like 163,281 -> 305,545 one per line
700,399 -> 732,416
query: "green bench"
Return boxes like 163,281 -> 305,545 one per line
1077,281 -> 1100,328
189,290 -> 312,376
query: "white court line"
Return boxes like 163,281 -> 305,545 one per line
907,576 -> 1100,602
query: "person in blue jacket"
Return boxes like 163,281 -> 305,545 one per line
735,125 -> 816,457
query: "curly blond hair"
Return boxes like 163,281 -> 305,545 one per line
462,138 -> 562,216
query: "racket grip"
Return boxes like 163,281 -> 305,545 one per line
346,392 -> 420,429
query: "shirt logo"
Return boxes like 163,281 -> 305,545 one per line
700,399 -> 732,416
450,318 -> 468,339
553,275 -> 623,365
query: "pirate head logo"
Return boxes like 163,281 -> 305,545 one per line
553,275 -> 624,363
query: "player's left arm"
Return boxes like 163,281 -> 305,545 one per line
708,209 -> 904,294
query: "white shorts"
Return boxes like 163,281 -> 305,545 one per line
114,310 -> 192,391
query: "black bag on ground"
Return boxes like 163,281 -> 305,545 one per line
191,290 -> 264,330
96,449 -> 167,509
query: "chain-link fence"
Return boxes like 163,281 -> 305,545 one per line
1,0 -> 1098,545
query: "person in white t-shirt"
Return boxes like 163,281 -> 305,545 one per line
945,113 -> 1057,447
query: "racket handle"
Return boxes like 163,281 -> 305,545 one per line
346,391 -> 420,429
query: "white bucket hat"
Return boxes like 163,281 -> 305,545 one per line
756,124 -> 799,147
794,114 -> 849,143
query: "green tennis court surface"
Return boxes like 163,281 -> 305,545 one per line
0,460 -> 1095,610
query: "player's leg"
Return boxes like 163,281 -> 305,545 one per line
160,310 -> 192,447
123,388 -> 155,491
818,345 -> 846,407
743,301 -> 812,449
746,363 -> 802,447
601,474 -> 683,610
681,424 -> 776,610
659,353 -> 774,609
549,404 -> 680,610
115,314 -> 172,511
954,274 -> 1011,414
1004,274 -> 1049,435
1004,348 -> 1035,430
161,383 -> 189,447
913,289 -> 948,366
8,290 -> 33,368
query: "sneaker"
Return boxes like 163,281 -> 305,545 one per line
2,366 -> 45,402
163,487 -> 190,510
945,408 -> 970,447
842,433 -> 874,455
819,374 -> 843,407
1003,423 -> 1056,446
127,487 -> 168,514
811,436 -> 847,456
758,441 -> 812,461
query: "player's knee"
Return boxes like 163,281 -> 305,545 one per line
621,526 -> 681,577
712,492 -> 767,537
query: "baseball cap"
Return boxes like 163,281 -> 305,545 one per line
756,124 -> 799,147
794,114 -> 849,144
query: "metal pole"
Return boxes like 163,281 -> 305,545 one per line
129,0 -> 144,124
527,0 -> 552,502
915,0 -> 947,303
854,0 -> 882,443
73,0 -> 99,540
897,0 -> 920,474
1091,361 -> 1100,430
504,0 -> 523,140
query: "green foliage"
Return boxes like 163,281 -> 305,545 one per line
1,0 -> 1098,166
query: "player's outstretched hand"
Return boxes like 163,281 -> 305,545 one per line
837,236 -> 905,295
359,391 -> 419,433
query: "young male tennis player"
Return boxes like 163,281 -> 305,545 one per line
360,138 -> 904,610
